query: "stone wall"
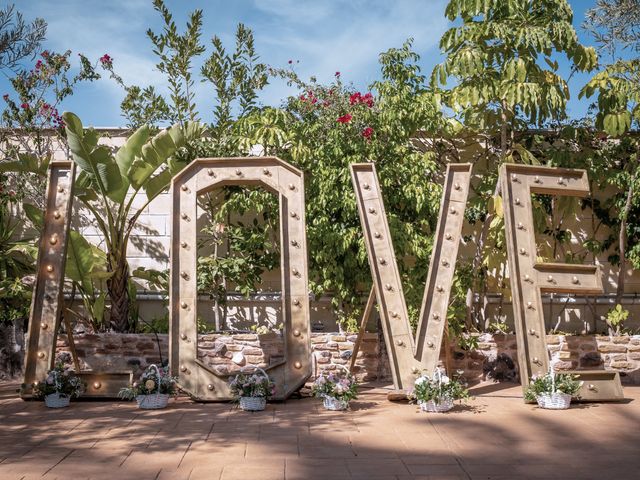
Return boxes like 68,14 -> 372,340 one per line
53,332 -> 640,385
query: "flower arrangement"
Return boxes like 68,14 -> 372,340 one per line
33,363 -> 84,408
411,368 -> 468,413
524,368 -> 582,409
311,369 -> 358,410
228,368 -> 275,411
119,364 -> 178,409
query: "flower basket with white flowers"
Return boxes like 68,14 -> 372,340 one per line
411,368 -> 468,413
524,367 -> 582,410
228,368 -> 275,411
118,364 -> 178,409
311,367 -> 358,411
33,363 -> 84,408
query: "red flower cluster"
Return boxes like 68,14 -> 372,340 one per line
299,90 -> 318,105
337,113 -> 352,124
20,103 -> 29,109
362,127 -> 374,139
99,54 -> 112,67
35,59 -> 43,70
349,92 -> 374,108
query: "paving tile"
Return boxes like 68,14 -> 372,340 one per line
0,383 -> 639,480
220,459 -> 285,480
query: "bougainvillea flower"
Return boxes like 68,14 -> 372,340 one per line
362,92 -> 374,108
99,54 -> 112,67
337,114 -> 352,123
362,127 -> 374,139
349,92 -> 361,105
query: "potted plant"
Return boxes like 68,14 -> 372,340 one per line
228,368 -> 274,411
311,368 -> 358,411
524,368 -> 582,410
33,363 -> 84,408
119,364 -> 178,409
411,368 -> 469,413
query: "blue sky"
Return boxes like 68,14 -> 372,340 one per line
1,0 -> 604,127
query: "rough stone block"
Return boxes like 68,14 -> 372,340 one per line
610,361 -> 635,370
242,347 -> 264,356
580,352 -> 603,368
611,336 -> 630,344
598,344 -> 627,353
551,360 -> 575,370
233,334 -> 258,341
546,335 -> 561,345
245,355 -> 265,364
210,342 -> 227,356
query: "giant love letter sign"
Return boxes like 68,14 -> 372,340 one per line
22,161 -> 133,398
350,163 -> 472,390
500,164 -> 623,401
170,157 -> 312,400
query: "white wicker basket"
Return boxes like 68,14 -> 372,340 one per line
419,398 -> 454,413
536,392 -> 572,410
136,393 -> 170,410
323,395 -> 349,411
239,396 -> 267,411
45,393 -> 70,408
237,367 -> 270,411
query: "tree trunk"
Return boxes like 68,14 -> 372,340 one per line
108,256 -> 131,332
613,173 -> 635,335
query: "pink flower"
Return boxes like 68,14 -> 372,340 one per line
362,92 -> 374,108
349,92 -> 361,105
99,54 -> 112,67
337,113 -> 352,124
362,127 -> 374,139
35,60 -> 43,70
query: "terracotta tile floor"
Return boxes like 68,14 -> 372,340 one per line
1,382 -> 639,480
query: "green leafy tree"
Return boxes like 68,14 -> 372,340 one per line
434,0 -> 597,150
145,0 -> 204,125
235,41 -> 447,328
0,4 -> 46,72
583,0 -> 640,59
62,112 -> 205,331
433,0 -> 597,328
580,0 -> 640,307
0,49 -> 103,207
